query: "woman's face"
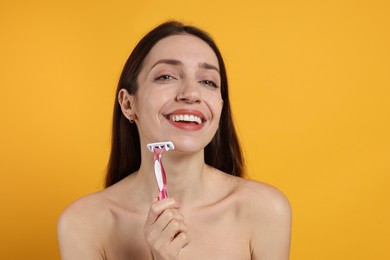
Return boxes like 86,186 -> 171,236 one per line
128,34 -> 223,153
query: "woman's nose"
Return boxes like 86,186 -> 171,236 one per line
175,79 -> 201,103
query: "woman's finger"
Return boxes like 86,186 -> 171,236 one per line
158,215 -> 188,245
146,208 -> 183,244
145,198 -> 181,225
168,231 -> 190,253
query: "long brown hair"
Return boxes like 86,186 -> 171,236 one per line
105,21 -> 244,187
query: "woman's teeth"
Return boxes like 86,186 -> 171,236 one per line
169,114 -> 202,124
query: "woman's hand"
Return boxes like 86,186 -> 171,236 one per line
144,198 -> 190,259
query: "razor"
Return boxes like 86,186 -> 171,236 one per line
147,141 -> 175,200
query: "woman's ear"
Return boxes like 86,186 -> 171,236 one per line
118,89 -> 137,122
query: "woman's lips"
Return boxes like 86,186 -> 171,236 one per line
165,109 -> 206,131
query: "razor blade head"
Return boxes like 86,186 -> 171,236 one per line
147,141 -> 175,152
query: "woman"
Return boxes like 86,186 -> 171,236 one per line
58,21 -> 291,259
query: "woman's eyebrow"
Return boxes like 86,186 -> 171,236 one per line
199,62 -> 220,73
151,59 -> 182,70
150,59 -> 219,73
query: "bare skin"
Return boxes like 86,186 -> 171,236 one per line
58,34 -> 291,259
58,164 -> 291,259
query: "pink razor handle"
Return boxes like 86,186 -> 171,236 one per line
153,147 -> 169,200
147,142 -> 175,200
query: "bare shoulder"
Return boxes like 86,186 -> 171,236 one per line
57,191 -> 112,259
212,168 -> 291,218
236,178 -> 291,219
231,177 -> 292,259
58,191 -> 112,230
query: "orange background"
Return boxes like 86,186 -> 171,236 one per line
1,0 -> 389,259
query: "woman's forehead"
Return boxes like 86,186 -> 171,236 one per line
143,34 -> 219,69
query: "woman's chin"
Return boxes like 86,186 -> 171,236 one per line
170,140 -> 207,154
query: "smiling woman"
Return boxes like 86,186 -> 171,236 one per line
57,21 -> 292,260
125,34 -> 224,154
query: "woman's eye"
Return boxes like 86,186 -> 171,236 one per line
155,75 -> 174,81
200,80 -> 218,88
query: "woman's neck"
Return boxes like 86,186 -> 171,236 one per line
136,149 -> 207,205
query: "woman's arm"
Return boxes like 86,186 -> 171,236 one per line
249,184 -> 292,260
57,196 -> 108,260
